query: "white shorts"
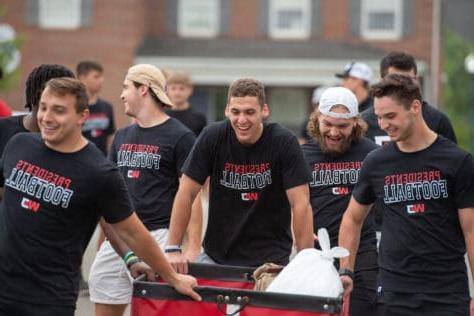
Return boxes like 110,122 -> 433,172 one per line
88,228 -> 168,305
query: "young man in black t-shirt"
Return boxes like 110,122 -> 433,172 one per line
166,78 -> 314,272
362,51 -> 457,146
302,87 -> 379,316
338,74 -> 474,316
363,51 -> 459,246
77,61 -> 116,155
88,64 -> 200,316
165,71 -> 207,136
0,78 -> 200,316
0,64 -> 75,180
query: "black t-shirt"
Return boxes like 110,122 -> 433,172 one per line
302,138 -> 378,253
82,99 -> 115,155
0,114 -> 28,156
353,136 -> 474,294
362,101 -> 457,145
299,118 -> 311,142
109,118 -> 195,230
358,96 -> 373,113
0,133 -> 133,306
182,120 -> 311,267
165,106 -> 207,136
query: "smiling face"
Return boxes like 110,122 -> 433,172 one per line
225,96 -> 269,145
38,86 -> 88,149
316,106 -> 356,155
374,96 -> 417,142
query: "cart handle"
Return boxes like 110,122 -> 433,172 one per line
216,294 -> 250,316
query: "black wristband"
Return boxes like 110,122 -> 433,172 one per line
339,268 -> 354,280
164,248 -> 182,253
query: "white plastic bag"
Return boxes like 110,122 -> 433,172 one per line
266,228 -> 349,298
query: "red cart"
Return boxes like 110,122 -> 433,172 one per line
132,263 -> 348,316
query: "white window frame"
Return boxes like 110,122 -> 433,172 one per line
269,0 -> 311,40
39,0 -> 82,30
178,0 -> 219,38
361,0 -> 403,40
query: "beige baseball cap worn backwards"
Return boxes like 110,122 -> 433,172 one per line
126,64 -> 173,107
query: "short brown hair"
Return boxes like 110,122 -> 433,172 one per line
76,60 -> 103,77
380,51 -> 417,78
371,73 -> 422,110
227,78 -> 266,107
166,71 -> 192,86
45,78 -> 89,113
307,109 -> 368,143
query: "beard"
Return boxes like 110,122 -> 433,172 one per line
315,133 -> 353,157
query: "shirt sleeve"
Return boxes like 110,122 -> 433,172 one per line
174,132 -> 196,176
181,127 -> 214,185
437,114 -> 457,144
99,167 -> 134,223
453,154 -> 474,209
352,157 -> 376,205
280,136 -> 312,190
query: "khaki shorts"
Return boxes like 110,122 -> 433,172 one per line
88,228 -> 168,305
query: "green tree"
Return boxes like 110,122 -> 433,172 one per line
0,6 -> 21,92
442,30 -> 474,152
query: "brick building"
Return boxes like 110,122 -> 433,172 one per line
1,0 -> 441,131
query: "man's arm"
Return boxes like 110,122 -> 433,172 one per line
338,197 -> 371,296
182,190 -> 203,261
99,218 -> 155,280
111,212 -> 201,301
286,184 -> 314,251
458,208 -> 474,315
167,174 -> 203,273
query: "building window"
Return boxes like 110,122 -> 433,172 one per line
39,0 -> 82,29
361,0 -> 402,40
178,0 -> 219,38
269,0 -> 311,40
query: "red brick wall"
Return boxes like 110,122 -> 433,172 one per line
229,0 -> 259,39
0,0 -> 435,127
1,0 -> 150,127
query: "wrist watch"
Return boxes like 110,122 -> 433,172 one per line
338,268 -> 354,280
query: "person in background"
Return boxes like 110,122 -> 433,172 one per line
362,51 -> 457,146
336,62 -> 374,113
166,71 -> 207,136
77,60 -> 116,156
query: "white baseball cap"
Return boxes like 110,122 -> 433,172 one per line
335,62 -> 373,83
319,87 -> 358,119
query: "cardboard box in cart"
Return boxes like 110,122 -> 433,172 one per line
132,263 -> 348,316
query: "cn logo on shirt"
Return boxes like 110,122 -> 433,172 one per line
332,187 -> 349,195
21,197 -> 40,212
127,170 -> 140,179
241,192 -> 259,201
406,203 -> 425,214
